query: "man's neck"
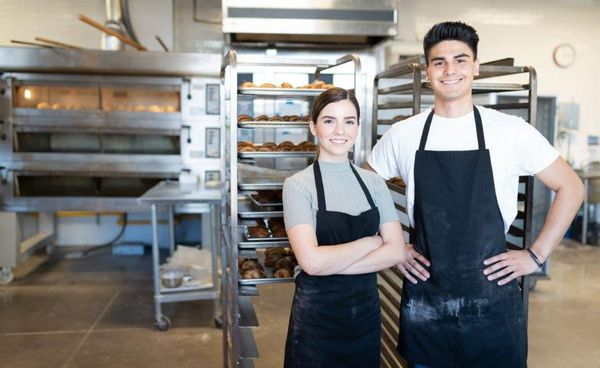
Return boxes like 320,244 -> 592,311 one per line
433,97 -> 474,118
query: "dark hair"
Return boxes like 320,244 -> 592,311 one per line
423,21 -> 479,63
311,87 -> 360,124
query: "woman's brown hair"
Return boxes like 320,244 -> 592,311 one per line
311,87 -> 360,124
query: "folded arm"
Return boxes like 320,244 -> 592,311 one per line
337,221 -> 406,274
287,224 -> 382,276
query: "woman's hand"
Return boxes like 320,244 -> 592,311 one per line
483,250 -> 540,286
396,243 -> 430,284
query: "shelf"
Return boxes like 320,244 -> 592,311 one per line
238,164 -> 297,191
239,151 -> 317,159
238,198 -> 283,219
378,82 -> 528,96
377,101 -> 415,110
239,121 -> 310,129
239,358 -> 255,368
239,296 -> 259,328
239,285 -> 259,296
239,328 -> 259,359
239,276 -> 293,286
239,87 -> 326,97
238,227 -> 290,249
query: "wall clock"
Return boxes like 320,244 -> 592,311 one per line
553,43 -> 576,68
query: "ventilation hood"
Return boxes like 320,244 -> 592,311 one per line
221,0 -> 397,48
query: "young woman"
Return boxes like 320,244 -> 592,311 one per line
282,87 -> 407,368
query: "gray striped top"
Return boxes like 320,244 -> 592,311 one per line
282,160 -> 399,231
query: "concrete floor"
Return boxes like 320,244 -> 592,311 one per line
1,241 -> 599,367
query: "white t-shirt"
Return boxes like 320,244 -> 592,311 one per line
368,106 -> 559,232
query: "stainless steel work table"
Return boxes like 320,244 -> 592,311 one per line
576,169 -> 600,245
139,180 -> 222,331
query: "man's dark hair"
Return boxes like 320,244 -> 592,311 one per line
423,21 -> 479,63
311,87 -> 360,124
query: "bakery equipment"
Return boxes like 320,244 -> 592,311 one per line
222,0 -> 397,48
0,46 -> 223,282
220,50 -> 362,368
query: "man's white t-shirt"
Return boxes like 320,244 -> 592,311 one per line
368,106 -> 559,232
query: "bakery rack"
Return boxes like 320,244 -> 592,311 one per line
220,50 -> 362,368
372,56 -> 539,368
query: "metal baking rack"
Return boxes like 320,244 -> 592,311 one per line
372,56 -> 539,368
221,50 -> 362,368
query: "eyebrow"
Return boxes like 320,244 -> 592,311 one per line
430,53 -> 471,62
321,115 -> 357,119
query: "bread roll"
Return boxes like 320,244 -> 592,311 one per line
274,268 -> 292,278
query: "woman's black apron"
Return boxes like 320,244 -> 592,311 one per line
284,160 -> 381,368
398,107 -> 527,368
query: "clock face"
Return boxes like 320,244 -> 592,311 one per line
553,43 -> 576,68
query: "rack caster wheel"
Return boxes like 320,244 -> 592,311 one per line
0,267 -> 14,285
154,316 -> 171,331
214,316 -> 223,329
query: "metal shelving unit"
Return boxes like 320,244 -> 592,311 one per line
220,50 -> 362,368
372,56 -> 539,368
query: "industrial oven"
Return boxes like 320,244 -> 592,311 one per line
0,47 -> 223,283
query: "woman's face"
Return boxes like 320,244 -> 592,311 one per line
310,99 -> 359,162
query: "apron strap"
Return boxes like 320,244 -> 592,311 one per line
349,163 -> 377,210
313,160 -> 377,211
418,109 -> 435,151
313,160 -> 327,212
473,106 -> 486,150
418,106 -> 486,151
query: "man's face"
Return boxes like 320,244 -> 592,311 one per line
425,40 -> 480,104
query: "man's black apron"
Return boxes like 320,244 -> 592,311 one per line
284,160 -> 381,368
398,107 -> 527,368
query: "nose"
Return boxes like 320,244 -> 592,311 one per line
333,121 -> 345,134
444,62 -> 456,76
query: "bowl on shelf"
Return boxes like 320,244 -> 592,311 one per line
160,270 -> 185,288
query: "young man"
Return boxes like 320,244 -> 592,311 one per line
368,21 -> 584,368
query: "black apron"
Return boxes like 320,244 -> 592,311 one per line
284,160 -> 381,368
398,107 -> 527,368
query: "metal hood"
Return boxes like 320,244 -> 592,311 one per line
221,0 -> 397,48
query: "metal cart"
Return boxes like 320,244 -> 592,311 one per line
138,180 -> 222,331
372,57 -> 539,368
220,50 -> 363,368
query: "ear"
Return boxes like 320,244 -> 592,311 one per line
309,121 -> 317,136
474,58 -> 480,77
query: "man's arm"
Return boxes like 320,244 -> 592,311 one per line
484,157 -> 584,285
529,157 -> 585,260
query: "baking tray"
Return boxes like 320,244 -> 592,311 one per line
238,226 -> 290,249
238,163 -> 297,191
238,250 -> 294,285
238,197 -> 283,218
238,121 -> 310,129
238,87 -> 325,97
239,151 -> 317,159
248,193 -> 282,208
245,229 -> 288,242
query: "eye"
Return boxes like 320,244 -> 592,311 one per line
322,119 -> 334,124
345,119 -> 356,125
457,58 -> 466,64
433,61 -> 443,67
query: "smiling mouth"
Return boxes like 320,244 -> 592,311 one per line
441,78 -> 463,85
329,139 -> 348,144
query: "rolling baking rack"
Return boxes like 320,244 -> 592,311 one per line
220,50 -> 362,368
372,56 -> 539,368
